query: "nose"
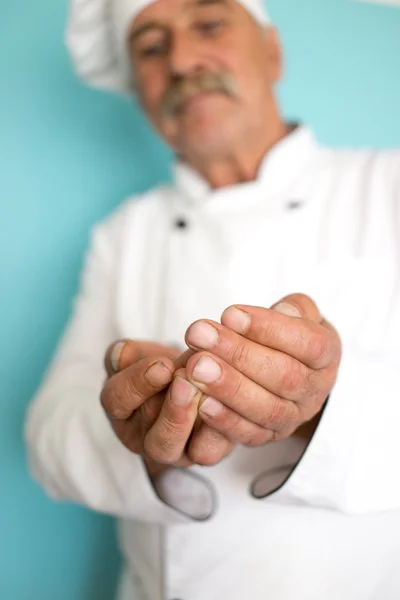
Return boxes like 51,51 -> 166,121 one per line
167,31 -> 204,78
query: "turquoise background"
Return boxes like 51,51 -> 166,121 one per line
1,0 -> 399,598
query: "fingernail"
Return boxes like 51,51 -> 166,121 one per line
111,341 -> 126,373
272,302 -> 302,318
192,356 -> 221,384
200,397 -> 223,418
171,377 -> 197,406
187,321 -> 219,349
221,307 -> 250,334
145,362 -> 172,386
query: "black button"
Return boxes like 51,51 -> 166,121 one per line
174,218 -> 188,229
287,200 -> 303,210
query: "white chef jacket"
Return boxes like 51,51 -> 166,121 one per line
25,126 -> 400,600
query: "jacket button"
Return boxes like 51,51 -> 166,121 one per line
174,218 -> 189,229
286,200 -> 303,210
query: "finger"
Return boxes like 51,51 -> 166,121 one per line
137,393 -> 165,430
143,374 -> 203,465
186,319 -> 319,401
101,356 -> 175,421
105,340 -> 181,377
174,348 -> 195,370
111,411 -> 142,455
198,397 -> 276,446
186,421 -> 235,465
271,293 -> 322,323
105,340 -> 142,377
185,352 -> 300,432
271,294 -> 341,362
112,392 -> 167,457
220,303 -> 340,370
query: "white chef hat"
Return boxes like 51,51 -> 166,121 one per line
66,0 -> 271,95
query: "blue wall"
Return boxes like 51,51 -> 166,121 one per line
1,0 -> 399,598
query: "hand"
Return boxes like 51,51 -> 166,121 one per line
183,294 -> 341,446
100,340 -> 232,475
170,367 -> 235,466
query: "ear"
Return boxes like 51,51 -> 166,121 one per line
263,27 -> 283,84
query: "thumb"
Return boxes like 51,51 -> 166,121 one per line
104,340 -> 142,377
105,340 -> 183,377
270,293 -> 322,324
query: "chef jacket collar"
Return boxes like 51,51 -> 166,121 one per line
173,125 -> 319,211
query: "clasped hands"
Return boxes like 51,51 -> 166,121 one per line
101,294 -> 341,475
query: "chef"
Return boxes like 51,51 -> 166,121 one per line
25,0 -> 400,599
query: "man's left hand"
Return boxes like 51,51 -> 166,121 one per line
183,294 -> 341,447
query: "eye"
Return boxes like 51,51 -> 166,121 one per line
139,42 -> 167,58
196,20 -> 224,35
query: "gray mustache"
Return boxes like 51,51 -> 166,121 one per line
161,72 -> 236,117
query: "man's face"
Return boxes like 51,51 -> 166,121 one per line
128,0 -> 282,157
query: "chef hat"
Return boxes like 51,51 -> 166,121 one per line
66,0 -> 271,95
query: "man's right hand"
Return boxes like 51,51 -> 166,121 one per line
100,340 -> 233,477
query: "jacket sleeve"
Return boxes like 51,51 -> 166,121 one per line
276,345 -> 400,514
24,216 -> 191,524
277,152 -> 400,514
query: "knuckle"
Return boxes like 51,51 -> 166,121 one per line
220,411 -> 242,438
231,419 -> 260,445
100,381 -> 130,420
231,341 -> 251,368
271,430 -> 287,443
242,429 -> 270,447
259,318 -> 274,342
306,332 -> 330,367
143,440 -> 164,463
190,435 -> 232,465
308,370 -> 332,401
140,396 -> 162,426
228,374 -> 245,401
162,412 -> 187,436
145,416 -> 186,463
280,361 -> 304,395
238,429 -> 257,446
286,399 -> 302,425
260,397 -> 297,430
187,445 -> 218,466
125,370 -> 147,399
188,427 -> 231,466
144,436 -> 173,464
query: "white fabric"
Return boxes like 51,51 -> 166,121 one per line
25,126 -> 400,600
65,0 -> 271,94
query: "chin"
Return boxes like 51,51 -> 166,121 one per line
177,112 -> 240,155
163,96 -> 239,151
182,131 -> 233,157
